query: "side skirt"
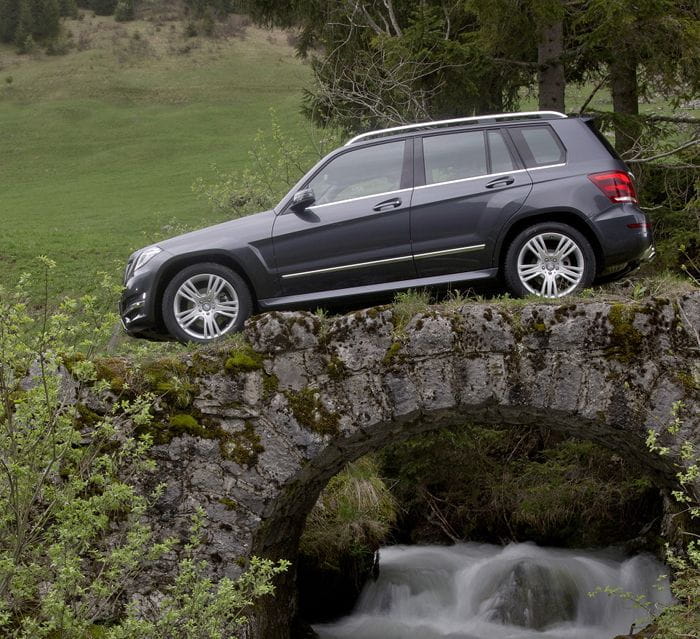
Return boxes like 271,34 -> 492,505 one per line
258,268 -> 499,310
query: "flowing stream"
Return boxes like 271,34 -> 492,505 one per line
313,542 -> 672,639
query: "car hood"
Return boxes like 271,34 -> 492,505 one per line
155,209 -> 275,253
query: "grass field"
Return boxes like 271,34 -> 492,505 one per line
0,13 -> 310,300
1,12 -> 696,307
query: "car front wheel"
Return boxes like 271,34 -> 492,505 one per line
504,223 -> 596,298
162,263 -> 252,343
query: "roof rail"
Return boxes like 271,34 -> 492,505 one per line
345,111 -> 567,146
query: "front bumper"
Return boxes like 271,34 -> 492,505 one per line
119,251 -> 170,338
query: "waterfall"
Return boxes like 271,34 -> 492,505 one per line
313,542 -> 672,639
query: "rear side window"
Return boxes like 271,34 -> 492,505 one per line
510,125 -> 566,167
423,131 -> 488,185
487,130 -> 517,173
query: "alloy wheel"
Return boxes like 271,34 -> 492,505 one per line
173,273 -> 240,340
516,232 -> 585,298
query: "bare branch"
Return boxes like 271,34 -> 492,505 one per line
626,137 -> 700,164
578,75 -> 609,114
646,115 -> 700,125
382,0 -> 403,37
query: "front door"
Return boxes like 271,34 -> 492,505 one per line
273,139 -> 415,296
410,128 -> 532,276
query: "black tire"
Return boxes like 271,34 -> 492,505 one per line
504,222 -> 596,298
162,263 -> 253,343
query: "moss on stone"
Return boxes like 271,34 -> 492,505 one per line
676,370 -> 700,392
262,372 -> 280,398
327,355 -> 347,381
74,403 -> 101,429
285,387 -> 340,436
225,345 -> 264,373
221,420 -> 265,467
218,497 -> 238,511
94,357 -> 130,392
382,340 -> 403,365
607,303 -> 645,363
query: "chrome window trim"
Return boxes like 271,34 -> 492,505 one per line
305,187 -> 412,211
281,244 -> 486,279
414,163 -> 567,191
414,168 -> 527,190
527,162 -> 567,171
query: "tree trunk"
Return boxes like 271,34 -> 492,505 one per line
610,54 -> 640,157
537,19 -> 565,112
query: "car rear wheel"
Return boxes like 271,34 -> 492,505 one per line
504,223 -> 595,298
162,263 -> 252,343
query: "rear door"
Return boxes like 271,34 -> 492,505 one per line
273,139 -> 415,296
410,128 -> 532,277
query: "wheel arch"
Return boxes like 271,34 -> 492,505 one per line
496,211 -> 604,278
153,252 -> 259,329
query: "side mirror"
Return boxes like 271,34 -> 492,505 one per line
291,188 -> 316,212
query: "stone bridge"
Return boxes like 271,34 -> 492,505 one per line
135,293 -> 699,638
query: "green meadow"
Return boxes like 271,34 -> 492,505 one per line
1,13 -> 695,304
0,14 -> 310,299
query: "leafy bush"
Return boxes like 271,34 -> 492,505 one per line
381,424 -> 660,547
300,456 -> 397,569
192,111 -> 342,218
90,0 -> 118,16
114,0 -> 135,22
645,399 -> 700,636
0,259 -> 287,638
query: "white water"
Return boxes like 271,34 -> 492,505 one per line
313,542 -> 672,639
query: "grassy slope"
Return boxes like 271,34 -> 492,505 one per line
0,14 -> 310,298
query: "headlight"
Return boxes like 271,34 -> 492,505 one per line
133,246 -> 162,272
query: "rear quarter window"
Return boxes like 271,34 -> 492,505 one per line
510,125 -> 566,168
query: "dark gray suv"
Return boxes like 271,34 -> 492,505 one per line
120,111 -> 654,343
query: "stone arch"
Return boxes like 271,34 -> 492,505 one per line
142,293 -> 699,639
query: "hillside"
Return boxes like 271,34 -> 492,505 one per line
0,11 -> 310,299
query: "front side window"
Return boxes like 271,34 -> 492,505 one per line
423,131 -> 488,185
307,141 -> 406,206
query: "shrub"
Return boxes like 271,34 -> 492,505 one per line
192,111 -> 342,218
300,456 -> 397,569
90,0 -> 117,16
0,259 -> 287,637
114,0 -> 134,22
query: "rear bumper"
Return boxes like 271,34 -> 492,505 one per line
594,203 -> 654,274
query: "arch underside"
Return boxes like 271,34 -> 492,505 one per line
137,293 -> 700,639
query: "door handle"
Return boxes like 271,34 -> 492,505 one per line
373,197 -> 402,211
486,176 -> 515,188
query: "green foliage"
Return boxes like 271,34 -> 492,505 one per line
0,262 -> 287,637
381,424 -> 659,546
108,508 -> 289,639
391,289 -> 432,335
300,457 -> 397,570
90,0 -> 117,16
0,260 -> 168,637
114,0 -> 134,22
192,110 -> 341,217
0,0 -> 61,46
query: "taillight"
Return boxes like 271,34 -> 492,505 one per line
588,171 -> 638,204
